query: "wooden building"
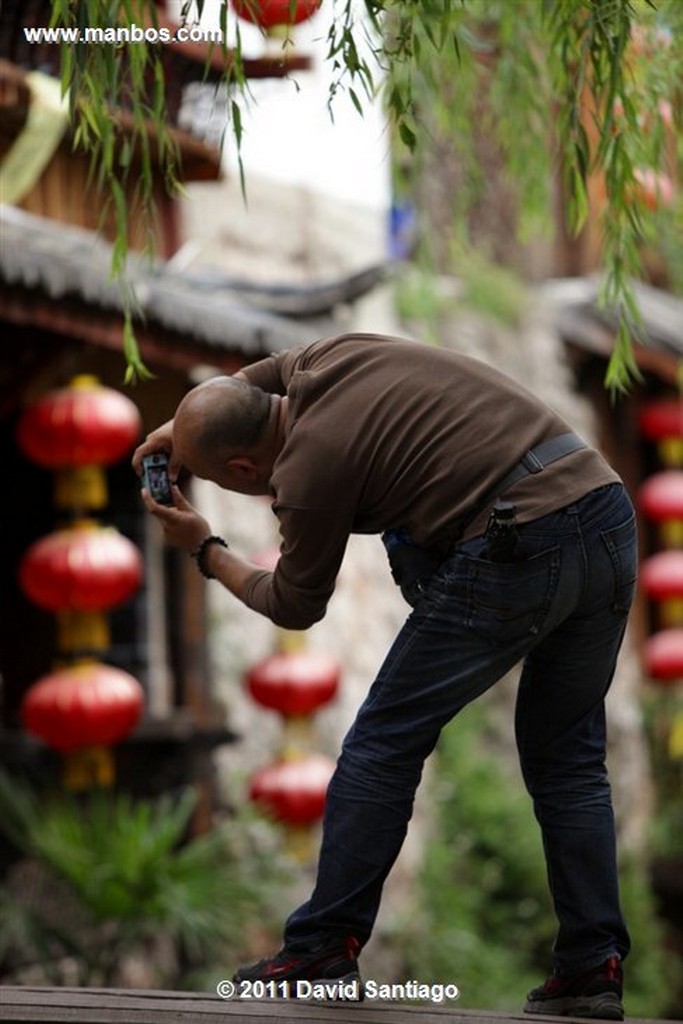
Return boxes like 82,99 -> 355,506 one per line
0,1 -> 383,817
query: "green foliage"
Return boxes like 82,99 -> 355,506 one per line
46,1 -> 682,390
450,243 -> 528,326
641,687 -> 683,860
546,0 -> 681,392
395,246 -> 527,348
0,771 -> 287,986
545,0 -> 646,393
392,704 -> 674,1016
617,854 -> 682,1018
50,1 -> 178,380
394,267 -> 458,344
49,0 -> 250,381
380,0 -> 682,392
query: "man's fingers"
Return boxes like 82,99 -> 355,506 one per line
133,444 -> 163,477
140,487 -> 161,513
140,484 -> 190,516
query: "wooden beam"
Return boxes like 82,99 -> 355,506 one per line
0,986 -> 659,1024
110,107 -> 222,182
0,291 -> 249,376
148,9 -> 312,80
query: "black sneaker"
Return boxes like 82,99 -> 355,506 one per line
524,955 -> 624,1020
233,936 -> 363,999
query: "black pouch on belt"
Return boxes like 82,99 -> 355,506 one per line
382,528 -> 443,606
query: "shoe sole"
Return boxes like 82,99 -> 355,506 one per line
524,991 -> 624,1020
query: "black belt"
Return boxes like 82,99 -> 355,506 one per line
487,431 -> 587,501
456,431 -> 587,538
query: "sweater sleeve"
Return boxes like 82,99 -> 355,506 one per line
241,503 -> 353,630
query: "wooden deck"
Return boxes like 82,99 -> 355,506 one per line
0,987 -> 665,1024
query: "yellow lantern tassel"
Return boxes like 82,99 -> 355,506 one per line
282,823 -> 318,864
658,438 -> 683,468
660,598 -> 683,628
57,610 -> 110,653
280,716 -> 315,760
669,711 -> 683,760
660,521 -> 683,548
55,465 -> 108,511
63,746 -> 115,790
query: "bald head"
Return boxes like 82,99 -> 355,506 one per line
174,375 -> 272,471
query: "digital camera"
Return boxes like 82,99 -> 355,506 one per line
141,453 -> 174,506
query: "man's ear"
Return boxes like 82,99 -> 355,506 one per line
227,456 -> 258,480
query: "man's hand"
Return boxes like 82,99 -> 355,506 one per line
132,419 -> 179,480
141,480 -> 267,606
141,482 -> 211,554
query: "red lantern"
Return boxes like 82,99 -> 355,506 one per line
17,376 -> 141,467
640,399 -> 683,466
17,376 -> 142,509
249,753 -> 334,825
22,661 -> 144,789
641,549 -> 683,599
18,520 -> 142,613
246,651 -> 340,717
22,662 -> 144,753
641,550 -> 683,627
643,629 -> 683,683
231,0 -> 321,29
638,471 -> 683,546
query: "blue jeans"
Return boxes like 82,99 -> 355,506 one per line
284,483 -> 636,976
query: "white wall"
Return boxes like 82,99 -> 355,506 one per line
174,0 -> 391,209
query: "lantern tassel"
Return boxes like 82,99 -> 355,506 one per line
63,745 -> 115,790
55,465 -> 108,511
57,610 -> 110,654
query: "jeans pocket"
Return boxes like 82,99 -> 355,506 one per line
464,546 -> 561,646
600,513 -> 638,614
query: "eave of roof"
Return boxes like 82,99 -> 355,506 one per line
541,276 -> 683,384
0,204 -> 386,367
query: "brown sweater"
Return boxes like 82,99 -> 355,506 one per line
239,333 -> 620,629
